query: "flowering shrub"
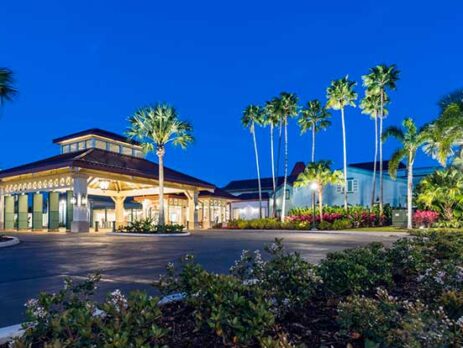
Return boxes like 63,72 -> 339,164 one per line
338,288 -> 463,347
413,209 -> 440,227
117,218 -> 185,234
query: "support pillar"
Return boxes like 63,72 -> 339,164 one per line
66,191 -> 73,230
18,194 -> 28,230
185,190 -> 199,230
4,195 -> 14,231
112,196 -> 126,230
71,175 -> 90,233
32,193 -> 43,231
203,200 -> 211,229
48,192 -> 59,231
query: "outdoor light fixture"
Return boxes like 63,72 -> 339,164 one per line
70,195 -> 77,205
81,194 -> 88,206
99,179 -> 110,191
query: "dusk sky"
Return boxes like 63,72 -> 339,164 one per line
1,1 -> 461,186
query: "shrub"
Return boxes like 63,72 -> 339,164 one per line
331,218 -> 353,230
338,288 -> 463,347
155,255 -> 275,346
118,218 -> 185,233
413,210 -> 440,227
318,220 -> 332,230
14,274 -> 168,347
318,242 -> 393,296
230,239 -> 322,315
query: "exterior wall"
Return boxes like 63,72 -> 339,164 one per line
231,200 -> 269,220
271,167 -> 408,215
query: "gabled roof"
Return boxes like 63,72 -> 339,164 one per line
222,162 -> 305,192
0,148 -> 214,189
349,161 -> 406,172
52,128 -> 140,146
199,187 -> 239,200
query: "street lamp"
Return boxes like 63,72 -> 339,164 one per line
310,182 -> 319,231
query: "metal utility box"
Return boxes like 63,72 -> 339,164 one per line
392,209 -> 409,228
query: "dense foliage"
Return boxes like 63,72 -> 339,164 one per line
117,218 -> 185,234
12,232 -> 463,347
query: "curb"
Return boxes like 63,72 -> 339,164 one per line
106,232 -> 191,237
0,236 -> 20,248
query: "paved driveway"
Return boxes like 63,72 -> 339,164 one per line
0,230 -> 405,326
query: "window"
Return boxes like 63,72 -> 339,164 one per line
95,140 -> 106,150
337,179 -> 358,193
69,143 -> 78,152
134,150 -> 143,158
86,139 -> 94,148
285,189 -> 291,200
62,145 -> 70,154
122,146 -> 133,156
78,141 -> 86,150
109,142 -> 120,153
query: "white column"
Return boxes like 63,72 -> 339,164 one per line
185,190 -> 199,230
71,175 -> 90,232
112,196 -> 126,229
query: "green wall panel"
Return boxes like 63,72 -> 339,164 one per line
17,194 -> 28,230
4,196 -> 14,230
48,192 -> 59,231
66,191 -> 73,230
32,193 -> 43,231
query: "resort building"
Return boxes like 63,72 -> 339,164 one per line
222,162 -> 305,220
0,129 -> 236,232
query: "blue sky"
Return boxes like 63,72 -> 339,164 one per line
0,1 -> 461,186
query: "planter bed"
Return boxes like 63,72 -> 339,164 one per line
107,231 -> 190,237
0,236 -> 20,248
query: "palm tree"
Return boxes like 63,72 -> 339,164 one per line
360,92 -> 389,207
326,76 -> 357,211
382,118 -> 429,229
415,167 -> 463,221
274,92 -> 299,221
0,67 -> 17,107
294,160 -> 343,221
298,99 -> 331,163
264,99 -> 280,218
242,105 -> 264,219
127,104 -> 194,226
362,64 -> 400,215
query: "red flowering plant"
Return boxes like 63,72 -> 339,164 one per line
413,210 -> 440,228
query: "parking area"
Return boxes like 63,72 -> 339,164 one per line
0,229 -> 406,326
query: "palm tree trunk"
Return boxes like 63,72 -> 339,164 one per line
312,126 -> 316,163
318,187 -> 323,222
379,90 -> 385,215
341,108 -> 348,211
281,118 -> 288,222
252,126 -> 263,219
275,121 -> 283,218
371,115 -> 378,208
157,148 -> 166,226
270,124 -> 276,218
407,155 -> 414,229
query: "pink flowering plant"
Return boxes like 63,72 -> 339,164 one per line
413,209 -> 440,228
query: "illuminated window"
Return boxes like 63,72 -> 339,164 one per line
337,179 -> 358,193
134,150 -> 143,158
62,145 -> 70,153
86,139 -> 94,148
122,146 -> 133,156
78,141 -> 86,150
69,143 -> 77,152
109,143 -> 120,153
95,140 -> 106,150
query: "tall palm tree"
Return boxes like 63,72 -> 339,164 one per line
326,76 -> 357,211
362,64 -> 400,215
242,105 -> 264,219
274,92 -> 299,221
0,67 -> 17,107
298,99 -> 331,163
294,160 -> 343,221
360,92 -> 389,207
127,104 -> 194,226
382,118 -> 429,229
264,99 -> 280,217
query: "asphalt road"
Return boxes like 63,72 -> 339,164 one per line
0,230 -> 406,327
